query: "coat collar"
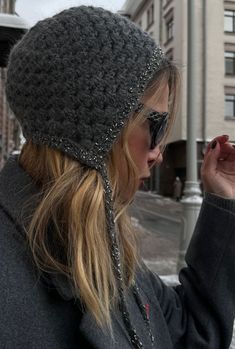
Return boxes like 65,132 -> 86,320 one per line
0,156 -> 75,301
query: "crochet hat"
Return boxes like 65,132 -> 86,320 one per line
6,5 -> 168,169
6,6 -> 169,348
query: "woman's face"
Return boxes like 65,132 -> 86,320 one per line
127,83 -> 169,190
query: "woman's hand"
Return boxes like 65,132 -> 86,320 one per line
201,135 -> 235,199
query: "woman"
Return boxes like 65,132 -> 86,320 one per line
1,5 -> 235,349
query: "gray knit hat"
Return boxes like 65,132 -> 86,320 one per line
6,5 -> 168,169
6,6 -> 169,348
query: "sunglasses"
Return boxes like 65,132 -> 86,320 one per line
135,103 -> 169,149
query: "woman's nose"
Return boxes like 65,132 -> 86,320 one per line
148,146 -> 163,168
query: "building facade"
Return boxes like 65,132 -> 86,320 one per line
0,0 -> 26,168
122,0 -> 235,196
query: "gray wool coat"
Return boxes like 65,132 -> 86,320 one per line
1,156 -> 235,349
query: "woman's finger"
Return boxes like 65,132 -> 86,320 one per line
202,139 -> 221,176
204,135 -> 229,156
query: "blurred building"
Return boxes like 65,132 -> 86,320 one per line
121,0 -> 235,195
0,0 -> 14,13
0,0 -> 27,168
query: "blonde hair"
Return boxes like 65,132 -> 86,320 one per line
19,63 -> 180,329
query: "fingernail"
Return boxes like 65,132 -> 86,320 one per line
211,140 -> 217,149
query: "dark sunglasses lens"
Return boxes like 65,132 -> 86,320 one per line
149,117 -> 168,149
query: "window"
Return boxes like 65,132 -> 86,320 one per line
147,3 -> 154,28
225,94 -> 235,118
224,10 -> 235,32
166,17 -> 174,41
225,51 -> 235,75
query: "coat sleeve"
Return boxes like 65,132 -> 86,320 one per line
147,193 -> 235,348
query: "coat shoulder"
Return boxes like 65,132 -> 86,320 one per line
0,205 -> 37,298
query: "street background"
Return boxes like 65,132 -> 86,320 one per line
130,191 -> 182,277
